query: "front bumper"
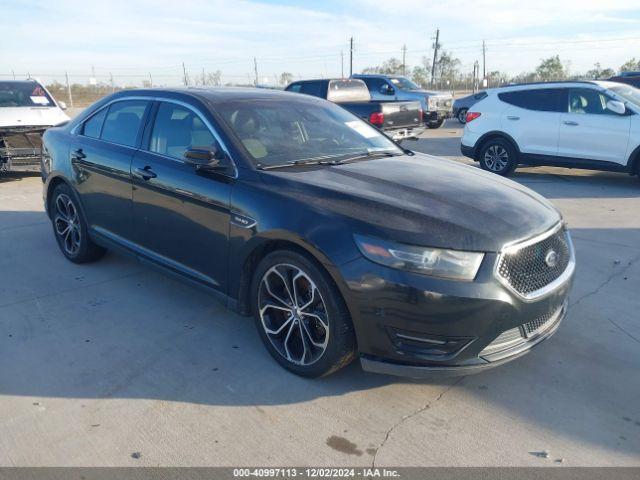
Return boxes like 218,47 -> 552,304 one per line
337,237 -> 574,377
0,127 -> 46,172
424,110 -> 452,123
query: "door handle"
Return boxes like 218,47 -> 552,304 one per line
506,115 -> 520,120
71,148 -> 86,161
563,120 -> 579,126
134,166 -> 157,180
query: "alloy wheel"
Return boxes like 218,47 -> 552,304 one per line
483,145 -> 509,172
54,193 -> 81,256
258,263 -> 330,366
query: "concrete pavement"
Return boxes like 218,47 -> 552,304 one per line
1,123 -> 639,466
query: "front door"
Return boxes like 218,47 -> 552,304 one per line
131,100 -> 233,293
558,88 -> 631,165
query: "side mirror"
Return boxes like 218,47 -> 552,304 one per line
58,101 -> 67,110
607,100 -> 626,115
379,85 -> 395,95
183,147 -> 226,171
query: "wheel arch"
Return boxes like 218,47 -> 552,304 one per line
627,144 -> 640,174
234,234 -> 352,321
45,174 -> 73,218
474,131 -> 521,160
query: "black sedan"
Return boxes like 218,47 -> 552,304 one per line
41,87 -> 575,377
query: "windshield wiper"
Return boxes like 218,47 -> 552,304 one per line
256,154 -> 350,170
331,150 -> 404,164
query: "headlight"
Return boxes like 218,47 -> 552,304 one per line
354,235 -> 484,281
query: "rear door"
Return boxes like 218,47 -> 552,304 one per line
498,88 -> 564,157
558,88 -> 631,165
72,99 -> 151,240
131,100 -> 233,292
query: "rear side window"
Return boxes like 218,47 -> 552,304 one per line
287,84 -> 302,93
82,108 -> 107,138
473,91 -> 488,100
298,82 -> 325,98
361,77 -> 387,92
149,102 -> 216,160
498,89 -> 564,112
100,100 -> 148,147
327,80 -> 370,102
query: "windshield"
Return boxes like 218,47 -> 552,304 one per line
0,82 -> 55,107
388,77 -> 421,91
215,98 -> 402,167
609,84 -> 640,108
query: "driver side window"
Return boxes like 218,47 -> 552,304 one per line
149,102 -> 216,160
569,89 -> 618,116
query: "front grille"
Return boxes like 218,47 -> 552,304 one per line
498,227 -> 571,296
479,303 -> 565,357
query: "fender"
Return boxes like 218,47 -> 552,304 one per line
473,130 -> 521,159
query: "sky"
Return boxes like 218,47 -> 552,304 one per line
2,0 -> 640,86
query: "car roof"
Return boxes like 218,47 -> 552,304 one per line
489,80 -> 606,93
112,86 -> 310,104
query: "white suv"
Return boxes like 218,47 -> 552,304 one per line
461,81 -> 640,178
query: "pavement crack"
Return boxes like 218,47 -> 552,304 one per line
607,317 -> 640,345
570,253 -> 639,310
371,377 -> 464,468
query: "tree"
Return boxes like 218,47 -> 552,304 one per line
362,58 -> 404,75
279,72 -> 294,86
535,55 -> 567,81
487,70 -> 509,87
195,70 -> 222,86
620,58 -> 640,73
585,63 -> 615,79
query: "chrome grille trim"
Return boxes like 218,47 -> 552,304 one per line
495,223 -> 575,302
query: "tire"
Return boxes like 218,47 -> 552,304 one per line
457,108 -> 468,124
427,118 -> 445,129
250,249 -> 356,378
478,138 -> 518,176
50,182 -> 106,263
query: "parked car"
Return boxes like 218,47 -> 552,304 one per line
285,78 -> 424,142
453,91 -> 487,124
608,74 -> 640,89
461,81 -> 640,178
0,79 -> 70,172
42,87 -> 574,378
352,74 -> 453,128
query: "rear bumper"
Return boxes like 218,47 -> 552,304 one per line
388,126 -> 426,141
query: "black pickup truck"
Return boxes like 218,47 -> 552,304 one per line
285,79 -> 424,142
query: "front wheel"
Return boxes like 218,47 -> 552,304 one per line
478,139 -> 518,176
427,118 -> 445,129
251,250 -> 356,377
457,108 -> 468,124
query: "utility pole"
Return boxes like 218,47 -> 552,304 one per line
109,72 -> 114,92
253,57 -> 259,86
202,67 -> 206,86
182,62 -> 188,86
349,37 -> 354,77
482,40 -> 487,87
65,71 -> 74,108
430,29 -> 440,88
11,69 -> 16,80
473,61 -> 479,93
341,50 -> 344,78
402,44 -> 407,76
148,72 -> 153,87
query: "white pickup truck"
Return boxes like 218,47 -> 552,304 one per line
0,79 -> 70,172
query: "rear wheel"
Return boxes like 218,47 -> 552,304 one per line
478,138 -> 518,176
457,108 -> 468,124
251,250 -> 356,377
51,183 -> 106,263
427,118 -> 445,129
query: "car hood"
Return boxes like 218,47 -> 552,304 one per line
263,153 -> 561,252
0,107 -> 70,128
